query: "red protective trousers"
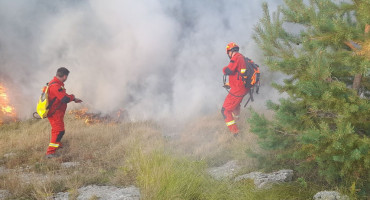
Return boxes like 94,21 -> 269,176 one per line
47,111 -> 65,154
222,90 -> 248,134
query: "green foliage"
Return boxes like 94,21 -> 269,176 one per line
129,150 -> 317,200
130,149 -> 253,200
251,0 -> 370,197
297,177 -> 308,188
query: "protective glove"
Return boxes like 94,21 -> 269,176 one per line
223,83 -> 231,89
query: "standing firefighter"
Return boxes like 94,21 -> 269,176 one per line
45,67 -> 82,158
221,42 -> 248,136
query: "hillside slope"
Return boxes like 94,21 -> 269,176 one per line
0,112 -> 319,199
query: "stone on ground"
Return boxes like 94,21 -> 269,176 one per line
235,169 -> 293,189
313,191 -> 349,200
208,160 -> 241,180
53,192 -> 69,200
53,185 -> 140,200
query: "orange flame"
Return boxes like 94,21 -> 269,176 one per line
0,84 -> 16,124
68,108 -> 126,125
69,108 -> 106,125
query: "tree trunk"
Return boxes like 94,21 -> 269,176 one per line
352,74 -> 362,92
350,24 -> 369,94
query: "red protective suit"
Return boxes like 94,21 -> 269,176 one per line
222,52 -> 249,134
46,76 -> 75,155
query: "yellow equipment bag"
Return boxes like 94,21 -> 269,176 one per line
36,83 -> 55,119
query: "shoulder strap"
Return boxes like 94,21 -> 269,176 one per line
45,81 -> 58,112
45,82 -> 58,93
47,82 -> 57,86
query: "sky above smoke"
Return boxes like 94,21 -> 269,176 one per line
0,0 -> 284,120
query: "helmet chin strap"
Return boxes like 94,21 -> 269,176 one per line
228,51 -> 235,59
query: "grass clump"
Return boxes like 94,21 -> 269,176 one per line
128,149 -> 317,200
130,150 -> 238,200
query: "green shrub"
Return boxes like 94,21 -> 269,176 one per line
251,0 -> 370,197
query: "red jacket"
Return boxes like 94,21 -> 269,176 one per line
47,76 -> 75,117
223,52 -> 248,96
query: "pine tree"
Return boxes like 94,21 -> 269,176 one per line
250,0 -> 370,196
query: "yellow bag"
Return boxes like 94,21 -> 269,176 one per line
36,83 -> 55,119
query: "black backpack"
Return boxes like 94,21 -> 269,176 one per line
240,57 -> 260,89
241,57 -> 261,107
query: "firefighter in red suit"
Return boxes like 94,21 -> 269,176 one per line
222,42 -> 248,136
46,67 -> 82,158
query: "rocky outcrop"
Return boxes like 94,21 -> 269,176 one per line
235,169 -> 293,189
313,191 -> 349,200
207,160 -> 241,180
53,185 -> 140,200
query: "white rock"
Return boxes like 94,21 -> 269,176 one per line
61,162 -> 80,168
235,169 -> 293,189
313,191 -> 349,200
53,192 -> 69,200
208,160 -> 241,180
77,185 -> 140,200
51,185 -> 140,200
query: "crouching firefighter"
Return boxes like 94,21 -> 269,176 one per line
45,67 -> 82,158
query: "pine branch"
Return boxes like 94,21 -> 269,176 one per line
274,129 -> 296,137
307,108 -> 337,119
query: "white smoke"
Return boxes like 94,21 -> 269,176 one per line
0,0 -> 283,121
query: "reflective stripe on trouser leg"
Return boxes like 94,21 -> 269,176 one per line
49,143 -> 60,148
47,128 -> 61,155
226,120 -> 236,126
226,120 -> 238,133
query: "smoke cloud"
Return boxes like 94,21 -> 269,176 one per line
0,0 -> 283,121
